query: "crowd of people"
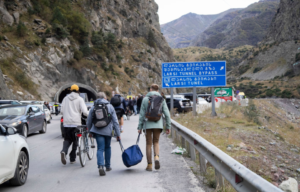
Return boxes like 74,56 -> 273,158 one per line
59,83 -> 171,176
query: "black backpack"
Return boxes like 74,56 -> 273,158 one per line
111,95 -> 122,107
92,103 -> 112,128
145,95 -> 164,122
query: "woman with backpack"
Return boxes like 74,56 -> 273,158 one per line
87,92 -> 121,176
138,84 -> 171,171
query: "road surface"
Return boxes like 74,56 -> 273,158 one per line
0,115 -> 205,192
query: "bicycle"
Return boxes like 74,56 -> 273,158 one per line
75,124 -> 95,167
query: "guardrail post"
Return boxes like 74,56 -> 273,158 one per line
190,145 -> 196,161
181,136 -> 186,148
215,169 -> 224,189
199,153 -> 207,174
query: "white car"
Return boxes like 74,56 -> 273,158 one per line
0,124 -> 30,186
33,104 -> 51,123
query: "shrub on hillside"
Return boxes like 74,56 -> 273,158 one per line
16,22 -> 27,37
74,50 -> 83,61
148,30 -> 156,48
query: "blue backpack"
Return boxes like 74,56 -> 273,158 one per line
119,134 -> 143,168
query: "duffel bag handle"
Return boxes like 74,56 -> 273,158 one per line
119,140 -> 124,152
136,132 -> 141,145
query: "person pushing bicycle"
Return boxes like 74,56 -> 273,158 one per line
60,84 -> 89,165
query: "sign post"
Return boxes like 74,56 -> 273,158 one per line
162,61 -> 226,116
170,88 -> 174,116
193,87 -> 197,116
211,87 -> 217,116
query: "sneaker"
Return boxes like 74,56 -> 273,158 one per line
106,167 -> 112,172
155,155 -> 160,170
70,161 -> 76,164
61,152 -> 66,165
99,166 -> 106,176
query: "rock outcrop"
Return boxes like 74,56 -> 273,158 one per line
0,0 -> 174,101
0,68 -> 15,99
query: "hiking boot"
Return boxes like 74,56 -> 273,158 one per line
106,167 -> 112,172
154,155 -> 160,170
146,163 -> 152,171
99,166 -> 106,176
61,152 -> 66,165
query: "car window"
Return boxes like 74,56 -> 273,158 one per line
0,106 -> 26,116
12,101 -> 19,105
32,106 -> 40,113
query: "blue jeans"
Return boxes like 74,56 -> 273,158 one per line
94,134 -> 112,168
133,105 -> 137,115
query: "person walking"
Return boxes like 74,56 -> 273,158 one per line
137,94 -> 143,114
60,84 -> 89,165
54,102 -> 59,116
110,92 -> 127,133
132,96 -> 137,115
87,92 -> 121,176
138,84 -> 171,171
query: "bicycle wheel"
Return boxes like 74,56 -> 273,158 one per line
87,136 -> 95,160
78,137 -> 87,167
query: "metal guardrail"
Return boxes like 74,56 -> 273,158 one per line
167,118 -> 283,192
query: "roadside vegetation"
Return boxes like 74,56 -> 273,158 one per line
175,100 -> 300,189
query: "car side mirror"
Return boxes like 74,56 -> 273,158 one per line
29,112 -> 35,116
6,127 -> 16,135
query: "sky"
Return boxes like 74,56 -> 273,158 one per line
156,0 -> 260,24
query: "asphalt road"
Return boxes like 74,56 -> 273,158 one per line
0,115 -> 205,192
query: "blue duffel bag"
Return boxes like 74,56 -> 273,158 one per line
119,133 -> 143,168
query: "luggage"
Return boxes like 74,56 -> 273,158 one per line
119,133 -> 143,168
92,103 -> 112,128
145,95 -> 164,122
111,95 -> 122,107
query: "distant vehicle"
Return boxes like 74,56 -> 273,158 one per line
32,104 -> 52,124
0,124 -> 30,186
79,93 -> 89,102
85,102 -> 94,111
0,105 -> 47,138
197,97 -> 209,105
0,100 -> 21,106
166,98 -> 192,113
49,102 -> 61,114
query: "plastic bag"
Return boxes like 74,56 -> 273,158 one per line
171,147 -> 186,155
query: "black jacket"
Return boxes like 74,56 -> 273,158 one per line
137,96 -> 143,108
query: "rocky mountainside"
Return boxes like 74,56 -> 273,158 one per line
0,0 -> 174,101
190,0 -> 280,49
160,10 -> 239,49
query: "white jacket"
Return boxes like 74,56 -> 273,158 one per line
61,92 -> 89,126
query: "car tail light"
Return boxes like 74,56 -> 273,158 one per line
76,133 -> 82,137
61,117 -> 63,123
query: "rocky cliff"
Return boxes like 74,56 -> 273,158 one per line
161,9 -> 239,49
190,0 -> 279,49
229,0 -> 300,82
0,0 -> 173,101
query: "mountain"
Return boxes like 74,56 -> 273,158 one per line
227,0 -> 300,98
160,9 -> 240,49
0,0 -> 174,101
190,0 -> 280,49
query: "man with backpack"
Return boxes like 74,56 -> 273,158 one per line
110,92 -> 127,133
60,84 -> 89,165
87,92 -> 121,176
138,84 -> 171,171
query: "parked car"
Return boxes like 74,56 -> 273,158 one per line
0,100 -> 21,106
0,105 -> 47,138
0,124 -> 30,186
32,104 -> 52,124
197,97 -> 209,105
166,98 -> 192,113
